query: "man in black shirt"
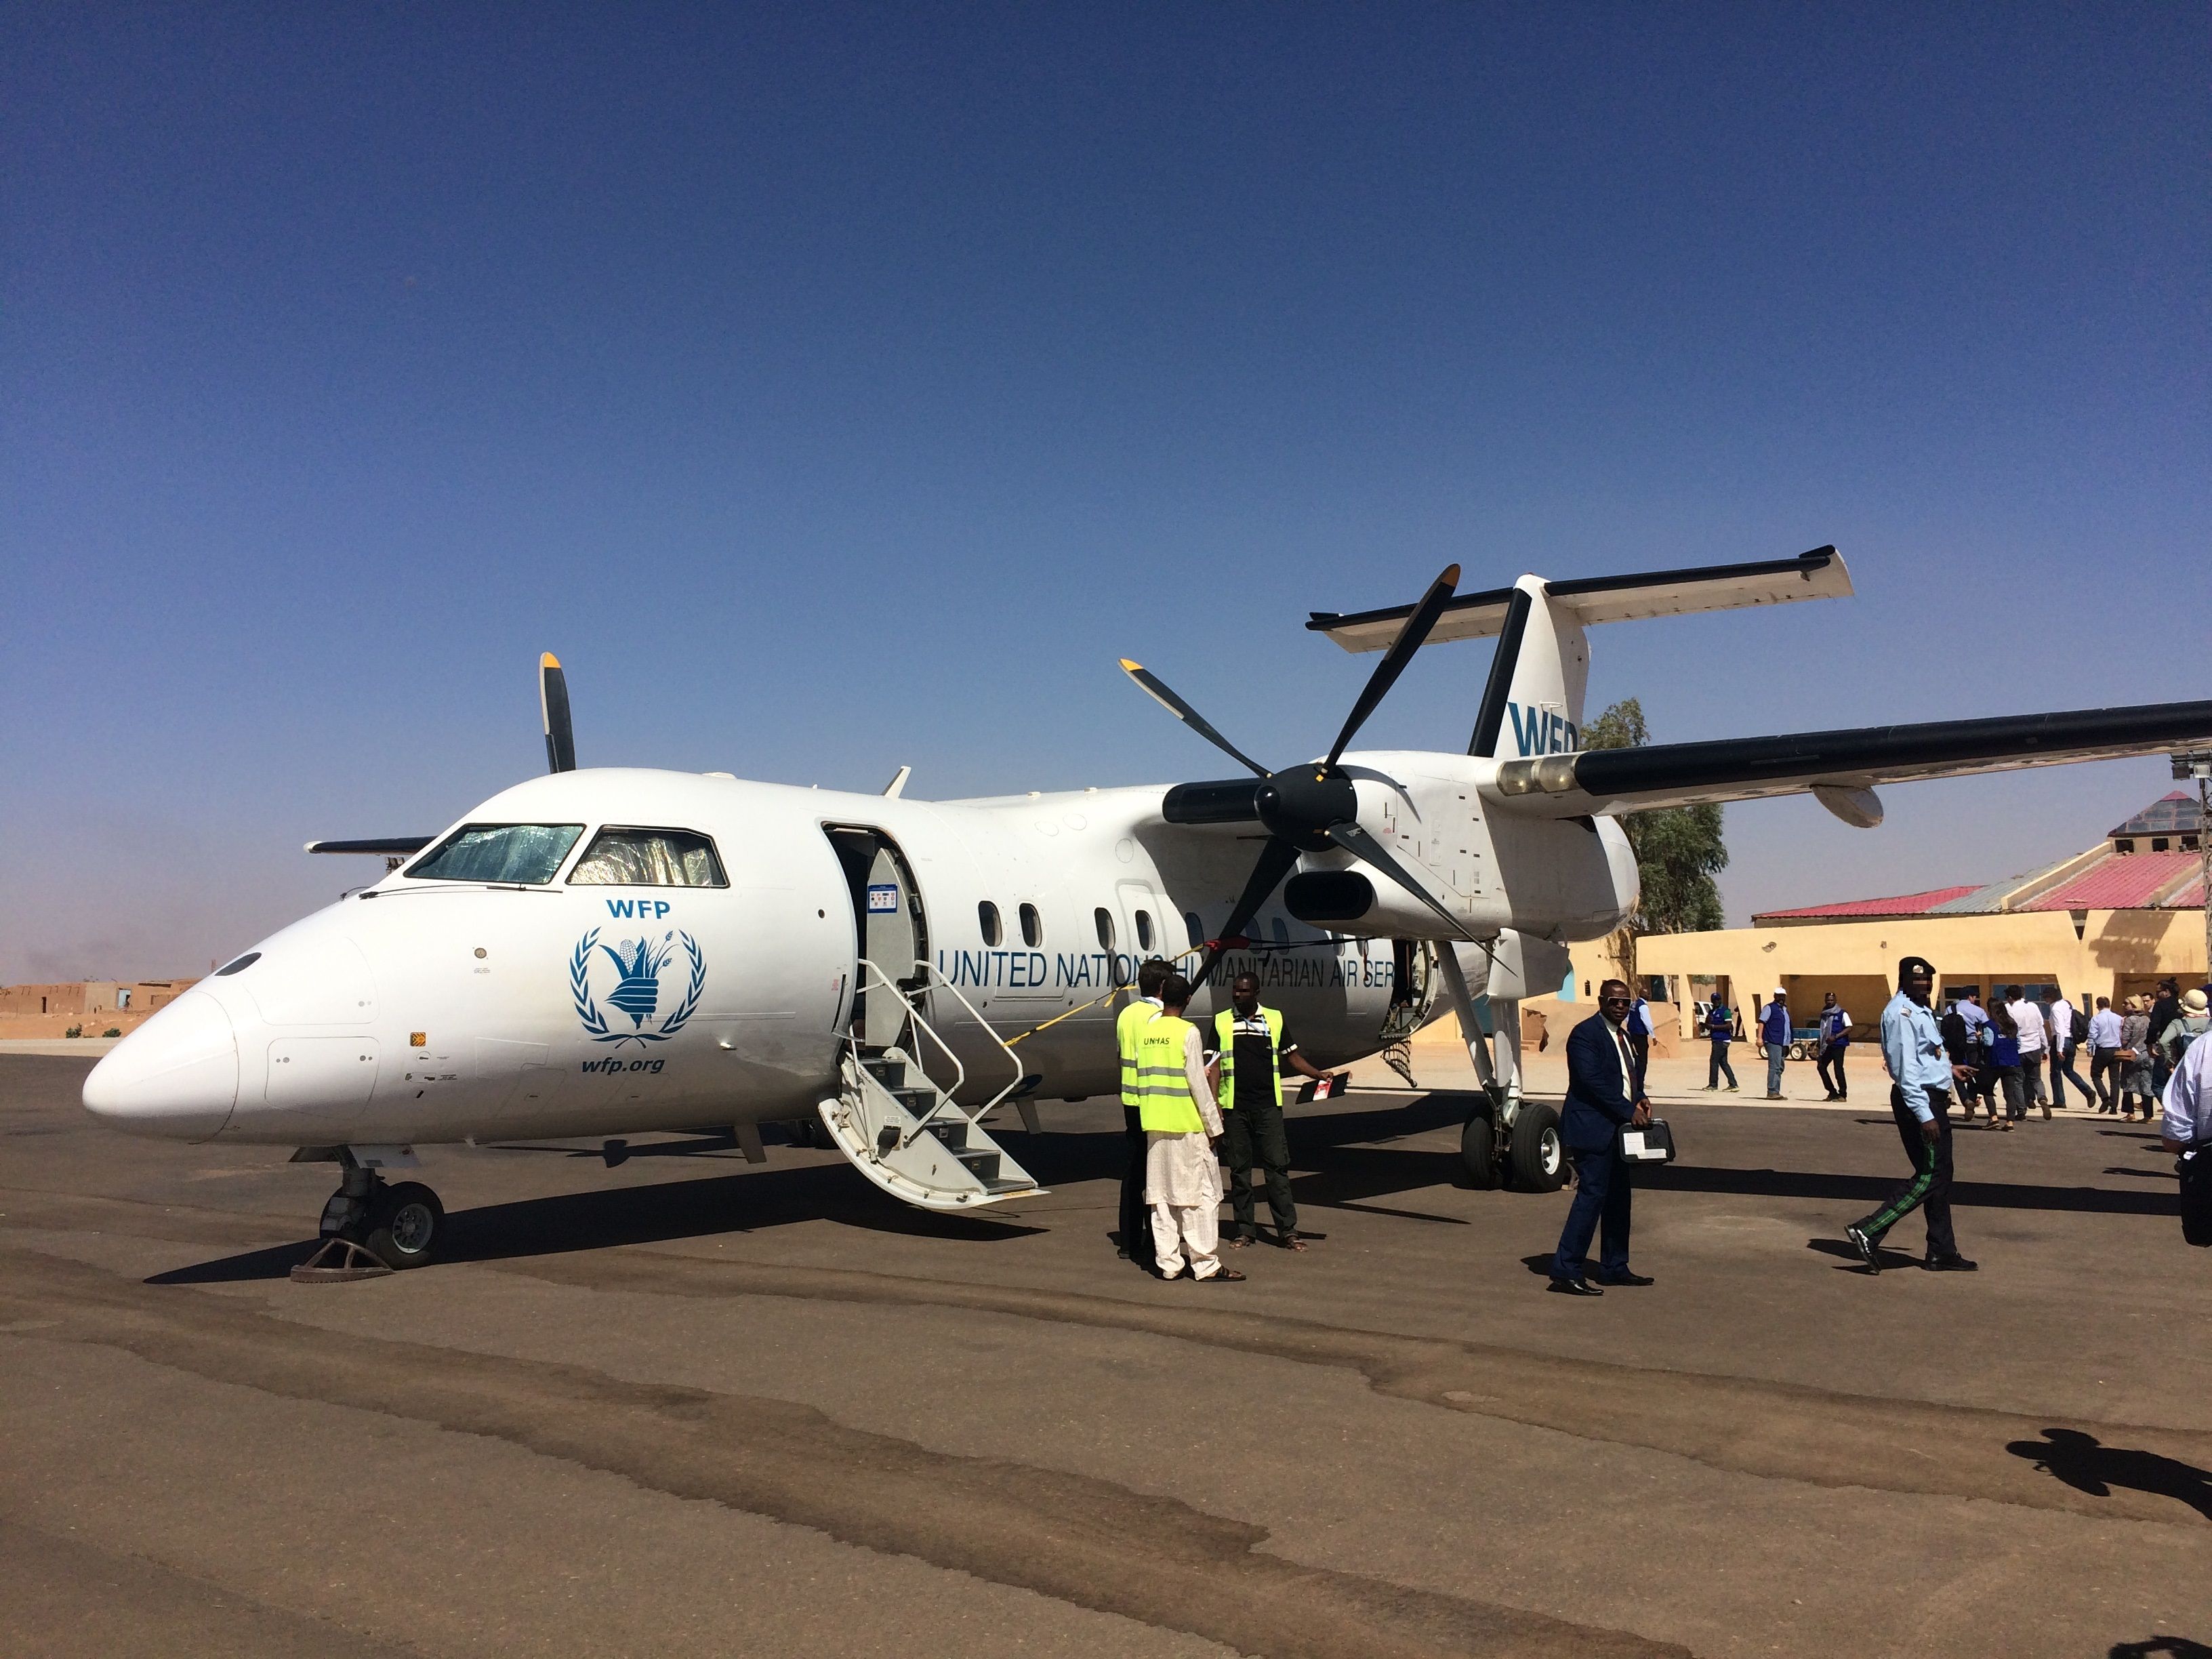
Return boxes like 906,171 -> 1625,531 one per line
1211,972 -> 1330,1250
2149,978 -> 2184,1100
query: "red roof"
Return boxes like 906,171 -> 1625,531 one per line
2022,851 -> 2201,912
1755,885 -> 1978,922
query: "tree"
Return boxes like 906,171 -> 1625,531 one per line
1582,698 -> 1728,989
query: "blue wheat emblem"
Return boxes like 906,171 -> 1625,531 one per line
571,927 -> 705,1046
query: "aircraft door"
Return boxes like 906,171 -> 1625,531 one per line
1380,939 -> 1438,1041
823,827 -> 930,1052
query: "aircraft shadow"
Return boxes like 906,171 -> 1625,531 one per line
2108,1639 -> 2212,1658
1642,1163 -> 2178,1218
149,1162 -> 1046,1286
2007,1428 -> 2212,1523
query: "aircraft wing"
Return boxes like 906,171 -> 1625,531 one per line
1483,699 -> 2212,819
1308,546 -> 1851,652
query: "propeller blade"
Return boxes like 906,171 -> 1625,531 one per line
1322,564 -> 1460,769
540,652 -> 576,773
1323,820 -> 1474,941
1195,836 -> 1303,983
1119,659 -> 1270,778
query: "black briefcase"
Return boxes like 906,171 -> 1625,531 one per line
1620,1120 -> 1678,1164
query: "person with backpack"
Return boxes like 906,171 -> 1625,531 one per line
2160,989 -> 2211,1069
2049,991 -> 2094,1110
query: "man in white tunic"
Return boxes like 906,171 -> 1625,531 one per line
1134,975 -> 1243,1283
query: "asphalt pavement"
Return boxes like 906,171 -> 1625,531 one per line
4,1052 -> 2208,1658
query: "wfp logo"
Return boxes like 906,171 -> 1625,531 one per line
570,927 -> 705,1046
1504,701 -> 1580,758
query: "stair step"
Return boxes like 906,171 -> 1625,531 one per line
922,1120 -> 970,1150
953,1148 -> 1000,1180
983,1176 -> 1032,1194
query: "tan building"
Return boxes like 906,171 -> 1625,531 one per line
1639,792 -> 2207,1038
0,979 -> 199,1040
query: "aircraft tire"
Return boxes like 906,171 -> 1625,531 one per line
1508,1103 -> 1568,1193
1458,1104 -> 1500,1190
363,1182 -> 444,1270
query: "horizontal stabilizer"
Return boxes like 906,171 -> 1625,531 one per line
1309,546 -> 1849,653
305,836 -> 433,857
1486,699 -> 2212,818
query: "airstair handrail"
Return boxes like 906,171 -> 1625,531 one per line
907,957 -> 1026,1120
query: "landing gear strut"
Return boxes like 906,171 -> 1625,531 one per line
290,1153 -> 445,1280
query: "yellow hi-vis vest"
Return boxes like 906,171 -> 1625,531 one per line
1132,1015 -> 1204,1134
1116,998 -> 1160,1108
1214,1005 -> 1287,1110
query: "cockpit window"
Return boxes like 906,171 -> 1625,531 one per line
407,823 -> 585,885
567,827 -> 727,887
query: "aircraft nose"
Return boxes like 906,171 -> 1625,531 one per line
82,992 -> 240,1139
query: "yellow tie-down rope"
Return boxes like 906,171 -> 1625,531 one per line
996,933 -> 1415,1046
999,943 -> 1210,1047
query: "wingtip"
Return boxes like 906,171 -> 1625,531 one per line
1119,657 -> 1143,673
540,651 -> 562,670
1440,562 -> 1461,586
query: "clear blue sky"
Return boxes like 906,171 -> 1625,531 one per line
3,4 -> 2205,981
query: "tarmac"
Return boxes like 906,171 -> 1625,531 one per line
3,1046 -> 2208,1658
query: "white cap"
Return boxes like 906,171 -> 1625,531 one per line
1772,987 -> 1787,996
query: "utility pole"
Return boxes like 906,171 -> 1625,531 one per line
2177,752 -> 2212,984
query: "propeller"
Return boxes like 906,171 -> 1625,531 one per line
1122,565 -> 1473,982
540,652 -> 576,773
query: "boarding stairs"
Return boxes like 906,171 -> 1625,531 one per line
817,958 -> 1046,1211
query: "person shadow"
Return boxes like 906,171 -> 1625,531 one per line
2005,1428 -> 2212,1522
2108,1639 -> 2212,1658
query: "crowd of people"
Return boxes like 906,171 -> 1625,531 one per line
1113,954 -> 2212,1288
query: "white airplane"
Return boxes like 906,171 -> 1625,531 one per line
82,548 -> 2212,1273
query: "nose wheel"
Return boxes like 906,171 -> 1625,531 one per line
291,1163 -> 446,1281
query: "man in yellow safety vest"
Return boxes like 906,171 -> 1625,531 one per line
1114,957 -> 1172,1271
1212,970 -> 1330,1250
1133,973 -> 1242,1282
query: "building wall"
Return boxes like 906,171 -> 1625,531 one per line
1637,909 -> 2205,1038
0,980 -> 199,1039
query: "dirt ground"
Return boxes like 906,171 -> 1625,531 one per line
3,1051 -> 2207,1658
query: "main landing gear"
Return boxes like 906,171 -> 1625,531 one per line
289,1150 -> 445,1281
1457,1088 -> 1568,1193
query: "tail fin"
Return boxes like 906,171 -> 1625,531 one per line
1305,546 -> 1851,758
1467,578 -> 1589,758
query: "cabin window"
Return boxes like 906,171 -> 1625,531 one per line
1184,911 -> 1204,947
1134,909 -> 1154,951
568,827 -> 727,886
409,823 -> 584,885
1019,903 -> 1044,947
1094,907 -> 1115,950
979,901 -> 1002,947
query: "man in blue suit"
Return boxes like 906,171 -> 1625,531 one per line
1548,979 -> 1654,1295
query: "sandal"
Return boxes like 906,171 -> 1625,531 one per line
1198,1267 -> 1247,1282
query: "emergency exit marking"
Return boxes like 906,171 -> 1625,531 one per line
410,1033 -> 427,1047
865,884 -> 899,914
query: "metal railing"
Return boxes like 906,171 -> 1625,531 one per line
849,958 -> 1025,1151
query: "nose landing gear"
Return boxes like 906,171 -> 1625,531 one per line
288,1150 -> 445,1281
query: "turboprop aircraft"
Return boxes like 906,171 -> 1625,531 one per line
82,546 -> 2212,1273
